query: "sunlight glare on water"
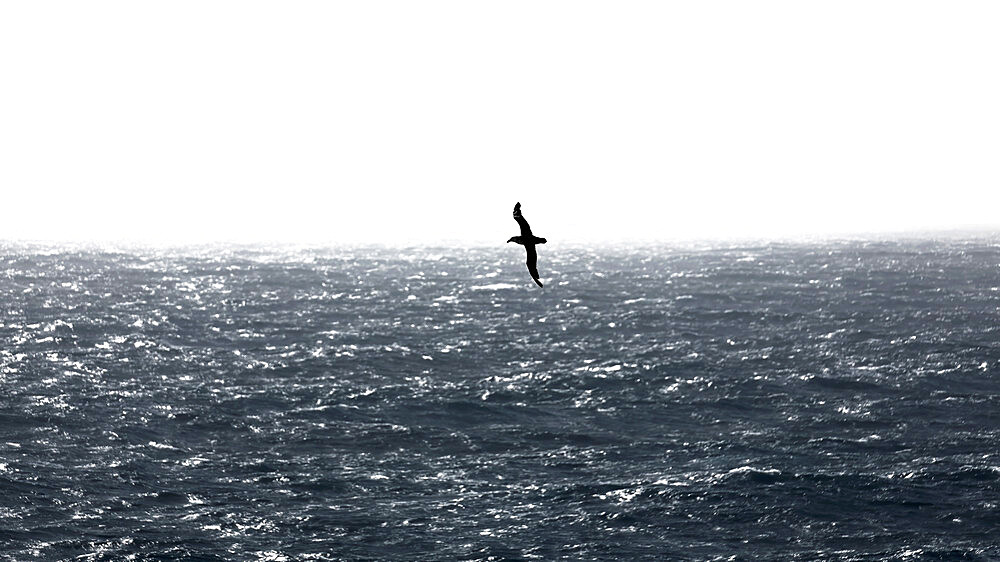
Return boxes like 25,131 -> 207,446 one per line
2,240 -> 1000,559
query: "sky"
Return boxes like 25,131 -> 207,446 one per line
2,1 -> 998,245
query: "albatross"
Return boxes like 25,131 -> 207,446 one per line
506,202 -> 547,287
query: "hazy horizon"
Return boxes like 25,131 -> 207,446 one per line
4,224 -> 1000,252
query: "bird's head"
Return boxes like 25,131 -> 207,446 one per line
506,237 -> 516,243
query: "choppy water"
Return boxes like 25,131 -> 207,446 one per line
2,239 -> 1000,560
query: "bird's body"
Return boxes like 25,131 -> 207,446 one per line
507,202 -> 547,287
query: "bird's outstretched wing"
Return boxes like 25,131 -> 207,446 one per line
513,202 -> 533,237
526,245 -> 543,287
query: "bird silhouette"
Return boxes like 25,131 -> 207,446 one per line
506,202 -> 547,287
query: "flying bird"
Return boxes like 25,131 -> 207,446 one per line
507,202 -> 547,287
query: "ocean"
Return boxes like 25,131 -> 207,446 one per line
2,239 -> 1000,560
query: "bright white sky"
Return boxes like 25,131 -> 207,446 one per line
2,2 -> 998,245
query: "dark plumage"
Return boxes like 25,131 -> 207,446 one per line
506,202 -> 547,287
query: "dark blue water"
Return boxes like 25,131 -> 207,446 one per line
2,240 -> 1000,560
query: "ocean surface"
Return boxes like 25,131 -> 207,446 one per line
2,239 -> 1000,560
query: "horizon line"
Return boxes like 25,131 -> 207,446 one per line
3,226 -> 1000,251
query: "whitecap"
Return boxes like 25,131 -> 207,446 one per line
469,283 -> 519,291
